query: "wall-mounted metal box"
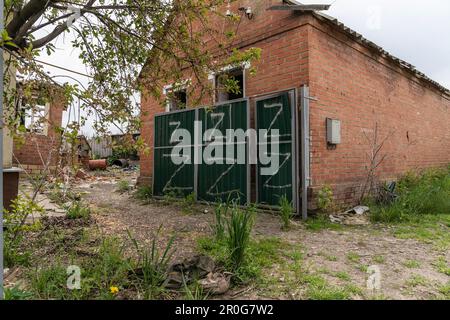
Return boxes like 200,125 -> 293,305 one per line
327,118 -> 341,145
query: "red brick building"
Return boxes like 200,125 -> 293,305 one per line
138,1 -> 450,209
13,82 -> 67,173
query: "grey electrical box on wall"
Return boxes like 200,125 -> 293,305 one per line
327,118 -> 341,144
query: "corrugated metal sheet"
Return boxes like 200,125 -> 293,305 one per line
153,109 -> 196,197
198,100 -> 249,204
89,136 -> 112,158
256,92 -> 294,206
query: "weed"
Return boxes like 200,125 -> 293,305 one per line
438,282 -> 450,299
181,192 -> 197,214
405,275 -> 428,288
346,252 -> 361,264
128,227 -> 175,299
3,196 -> 42,267
29,265 -> 70,299
278,195 -> 294,231
433,257 -> 450,276
300,274 -> 353,300
117,179 -> 131,193
182,277 -> 209,300
305,215 -> 343,232
403,260 -> 421,269
135,185 -> 153,202
317,185 -> 334,213
226,204 -> 255,270
3,287 -> 33,300
372,255 -> 386,264
66,201 -> 90,220
370,167 -> 450,223
334,271 -> 351,282
212,202 -> 228,241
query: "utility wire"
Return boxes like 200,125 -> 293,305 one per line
34,59 -> 94,78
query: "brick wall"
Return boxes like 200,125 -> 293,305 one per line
139,4 -> 313,182
138,5 -> 450,206
13,93 -> 66,172
307,17 -> 450,205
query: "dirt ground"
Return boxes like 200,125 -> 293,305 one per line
75,172 -> 449,300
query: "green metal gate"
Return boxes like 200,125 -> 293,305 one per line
153,100 -> 249,204
198,100 -> 249,204
255,91 -> 297,208
153,109 -> 196,197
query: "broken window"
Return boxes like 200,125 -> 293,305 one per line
166,88 -> 187,112
215,68 -> 244,103
20,102 -> 49,135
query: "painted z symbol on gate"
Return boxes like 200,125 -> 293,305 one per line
263,152 -> 292,189
263,102 -> 291,139
162,154 -> 193,193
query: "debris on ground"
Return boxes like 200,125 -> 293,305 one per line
75,169 -> 90,180
163,255 -> 231,295
198,272 -> 232,295
329,206 -> 371,225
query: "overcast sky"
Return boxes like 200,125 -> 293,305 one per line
39,0 -> 450,136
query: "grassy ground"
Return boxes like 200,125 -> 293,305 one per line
4,168 -> 449,300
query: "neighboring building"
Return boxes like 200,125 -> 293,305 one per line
138,1 -> 450,210
12,81 -> 67,173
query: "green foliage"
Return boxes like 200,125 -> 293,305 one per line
65,201 -> 90,220
370,167 -> 450,223
135,185 -> 153,202
117,179 -> 131,193
3,286 -> 33,300
3,196 -> 43,267
182,277 -> 209,300
305,215 -> 343,232
317,185 -> 334,213
225,204 -> 255,270
278,195 -> 294,231
181,192 -> 197,213
198,237 -> 287,284
212,202 -> 228,240
48,183 -> 81,205
128,227 -> 175,299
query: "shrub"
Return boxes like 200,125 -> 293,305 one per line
278,195 -> 294,230
226,204 -> 255,270
317,185 -> 334,213
3,196 -> 43,267
66,201 -> 90,220
371,167 -> 450,223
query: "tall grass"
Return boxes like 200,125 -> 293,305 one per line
278,195 -> 294,230
371,167 -> 450,223
226,204 -> 255,269
128,227 -> 175,299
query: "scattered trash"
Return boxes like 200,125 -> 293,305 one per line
88,159 -> 107,170
345,206 -> 370,215
75,169 -> 89,180
112,159 -> 129,168
198,272 -> 232,295
163,255 -> 230,295
329,205 -> 371,225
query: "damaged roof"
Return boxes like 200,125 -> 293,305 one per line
313,11 -> 450,96
282,1 -> 449,96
